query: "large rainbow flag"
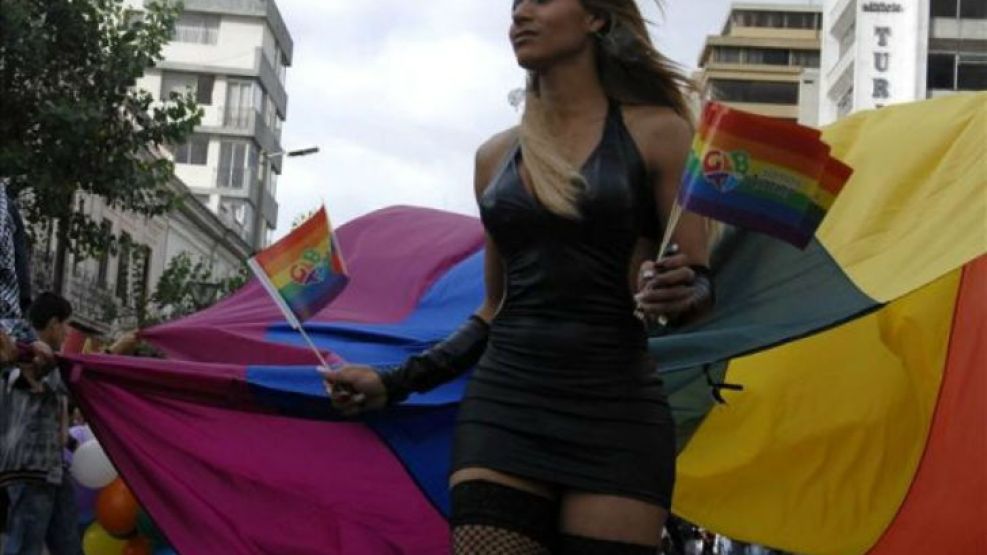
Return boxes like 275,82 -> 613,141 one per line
64,93 -> 986,554
680,102 -> 853,248
248,207 -> 348,324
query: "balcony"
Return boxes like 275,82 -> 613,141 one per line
146,0 -> 293,63
258,49 -> 288,119
260,188 -> 278,229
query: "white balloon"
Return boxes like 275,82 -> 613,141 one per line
70,439 -> 117,488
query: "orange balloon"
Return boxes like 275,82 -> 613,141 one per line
122,536 -> 153,555
95,478 -> 139,538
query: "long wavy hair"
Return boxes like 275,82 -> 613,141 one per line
520,0 -> 694,218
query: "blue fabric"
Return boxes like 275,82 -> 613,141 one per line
252,227 -> 878,518
252,254 -> 484,515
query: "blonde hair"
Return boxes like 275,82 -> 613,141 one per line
519,0 -> 695,218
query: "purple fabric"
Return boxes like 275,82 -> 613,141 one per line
65,356 -> 449,555
144,206 -> 484,364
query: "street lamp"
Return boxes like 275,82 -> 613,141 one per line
255,146 -> 320,248
262,146 -> 320,161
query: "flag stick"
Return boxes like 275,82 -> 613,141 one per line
639,200 -> 686,326
656,200 -> 685,265
247,257 -> 332,372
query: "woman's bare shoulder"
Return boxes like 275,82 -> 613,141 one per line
620,105 -> 693,169
476,126 -> 520,167
474,126 -> 519,197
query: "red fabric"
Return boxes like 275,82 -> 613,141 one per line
868,255 -> 987,554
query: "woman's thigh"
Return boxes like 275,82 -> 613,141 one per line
450,467 -> 556,499
559,491 -> 667,546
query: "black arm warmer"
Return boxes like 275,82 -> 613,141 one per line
379,315 -> 490,405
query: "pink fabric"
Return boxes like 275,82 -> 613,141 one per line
67,356 -> 450,555
144,206 -> 483,363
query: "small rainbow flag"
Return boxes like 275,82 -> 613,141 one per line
679,102 -> 853,248
247,207 -> 348,325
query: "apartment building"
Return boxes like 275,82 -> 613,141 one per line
696,3 -> 824,122
819,0 -> 986,124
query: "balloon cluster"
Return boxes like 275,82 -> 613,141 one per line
69,429 -> 177,555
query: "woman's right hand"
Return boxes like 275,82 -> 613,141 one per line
323,365 -> 389,417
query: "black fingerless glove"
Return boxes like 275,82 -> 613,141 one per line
379,315 -> 490,405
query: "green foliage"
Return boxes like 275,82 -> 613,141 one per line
147,252 -> 248,322
0,0 -> 202,257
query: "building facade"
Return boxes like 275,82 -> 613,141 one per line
819,0 -> 987,125
32,0 -> 294,334
126,0 -> 293,250
696,3 -> 824,122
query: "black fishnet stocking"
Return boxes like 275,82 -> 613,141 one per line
453,524 -> 553,555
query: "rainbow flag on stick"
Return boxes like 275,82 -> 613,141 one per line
247,207 -> 348,328
678,102 -> 853,249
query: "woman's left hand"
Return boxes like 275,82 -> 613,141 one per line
635,253 -> 712,325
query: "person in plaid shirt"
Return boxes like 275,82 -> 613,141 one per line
1,293 -> 79,555
1,177 -> 78,554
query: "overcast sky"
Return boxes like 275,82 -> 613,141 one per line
272,0 -> 819,236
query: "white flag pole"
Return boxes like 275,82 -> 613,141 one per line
247,257 -> 332,372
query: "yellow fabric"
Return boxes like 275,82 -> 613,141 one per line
818,93 -> 987,302
673,270 -> 960,555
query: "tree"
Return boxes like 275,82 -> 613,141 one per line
0,0 -> 202,291
146,252 -> 247,323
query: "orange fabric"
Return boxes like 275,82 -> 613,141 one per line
867,255 -> 987,554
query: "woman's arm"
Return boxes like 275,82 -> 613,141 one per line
327,129 -> 516,415
626,108 -> 713,325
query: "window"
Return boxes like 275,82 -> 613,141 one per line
785,12 -> 818,29
274,45 -> 287,83
133,245 -> 152,311
837,86 -> 854,118
747,48 -> 790,65
715,47 -> 742,63
173,13 -> 219,44
960,0 -> 987,18
125,10 -> 145,27
791,50 -> 821,68
268,171 -> 278,198
711,80 -> 800,104
224,80 -> 257,128
217,141 -> 257,189
265,96 -> 279,131
932,0 -> 958,16
160,72 -> 214,105
957,55 -> 987,89
839,22 -> 856,59
927,53 -> 987,91
219,198 -> 254,239
172,134 -> 209,165
928,53 -> 957,89
116,233 -> 131,303
97,219 -> 112,288
761,11 -> 784,28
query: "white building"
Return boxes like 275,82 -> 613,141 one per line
819,0 -> 987,125
126,0 -> 293,250
52,181 -> 252,333
35,0 -> 295,333
696,3 -> 824,122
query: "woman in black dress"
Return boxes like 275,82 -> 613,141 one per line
327,1 -> 712,553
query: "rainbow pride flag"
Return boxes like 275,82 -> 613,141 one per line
679,102 -> 853,248
247,207 -> 348,325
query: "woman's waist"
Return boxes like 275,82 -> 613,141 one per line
486,315 -> 648,365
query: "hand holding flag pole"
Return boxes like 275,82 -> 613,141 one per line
639,102 -> 853,322
247,206 -> 349,374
